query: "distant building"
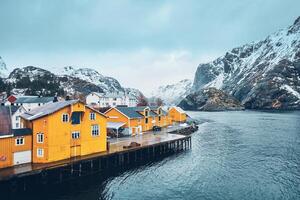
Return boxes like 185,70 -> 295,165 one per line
105,106 -> 170,136
7,95 -> 57,111
10,105 -> 27,129
86,92 -> 137,108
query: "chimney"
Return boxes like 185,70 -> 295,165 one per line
53,93 -> 58,102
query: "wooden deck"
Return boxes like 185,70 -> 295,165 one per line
0,128 -> 191,182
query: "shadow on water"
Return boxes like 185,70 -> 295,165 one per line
1,150 -> 189,200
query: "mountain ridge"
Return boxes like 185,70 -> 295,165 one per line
186,16 -> 300,110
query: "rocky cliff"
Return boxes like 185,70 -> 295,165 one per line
179,88 -> 244,111
191,17 -> 300,110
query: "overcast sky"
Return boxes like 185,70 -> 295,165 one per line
0,0 -> 299,95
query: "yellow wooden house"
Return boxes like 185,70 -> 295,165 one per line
168,106 -> 187,123
21,100 -> 107,163
0,106 -> 33,169
105,106 -> 171,136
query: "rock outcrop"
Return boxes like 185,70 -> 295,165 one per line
179,87 -> 244,111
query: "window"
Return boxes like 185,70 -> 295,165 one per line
145,110 -> 149,117
37,133 -> 44,143
145,118 -> 149,124
16,116 -> 19,120
72,131 -> 80,139
158,109 -> 162,115
71,112 -> 81,124
37,148 -> 44,157
90,112 -> 96,120
62,113 -> 69,122
159,116 -> 161,121
91,125 -> 100,136
16,123 -> 19,128
15,137 -> 24,145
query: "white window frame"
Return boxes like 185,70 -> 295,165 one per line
91,124 -> 100,136
62,113 -> 69,122
37,148 -> 44,157
72,131 -> 80,139
37,133 -> 44,143
90,112 -> 96,120
15,137 -> 24,146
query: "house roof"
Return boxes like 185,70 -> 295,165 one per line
0,106 -> 12,136
107,122 -> 126,129
15,96 -> 54,104
21,100 -> 79,121
170,106 -> 186,114
114,107 -> 144,119
91,92 -> 123,98
12,128 -> 32,137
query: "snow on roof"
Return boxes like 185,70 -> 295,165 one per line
170,106 -> 186,114
107,122 -> 126,129
21,100 -> 78,121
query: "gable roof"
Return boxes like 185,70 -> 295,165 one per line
21,100 -> 79,121
170,106 -> 186,114
115,107 -> 144,119
15,96 -> 54,104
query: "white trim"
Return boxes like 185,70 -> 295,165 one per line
37,148 -> 44,157
62,113 -> 69,122
71,131 -> 80,139
37,133 -> 44,143
0,135 -> 13,139
15,137 -> 25,146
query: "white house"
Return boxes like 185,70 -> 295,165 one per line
86,92 -> 137,108
13,96 -> 56,111
10,105 -> 27,129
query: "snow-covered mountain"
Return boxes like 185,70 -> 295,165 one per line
151,79 -> 192,105
189,16 -> 300,110
56,66 -> 124,94
0,56 -> 9,78
1,65 -> 143,100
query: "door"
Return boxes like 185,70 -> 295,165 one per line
13,150 -> 32,165
70,146 -> 81,157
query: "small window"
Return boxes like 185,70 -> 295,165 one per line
145,110 -> 149,117
37,148 -> 44,157
159,116 -> 161,121
38,103 -> 41,106
16,116 -> 19,120
91,125 -> 100,136
16,123 -> 19,128
90,112 -> 96,120
15,137 -> 24,145
145,118 -> 149,124
62,113 -> 69,122
72,131 -> 80,139
37,133 -> 44,143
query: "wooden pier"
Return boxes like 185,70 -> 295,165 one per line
0,129 -> 194,193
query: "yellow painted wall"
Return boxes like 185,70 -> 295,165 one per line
12,135 -> 32,153
30,102 -> 107,163
169,108 -> 187,123
106,108 -> 129,127
0,137 -> 13,168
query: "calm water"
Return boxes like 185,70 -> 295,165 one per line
20,111 -> 300,199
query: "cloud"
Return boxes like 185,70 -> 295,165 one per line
0,0 -> 299,95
